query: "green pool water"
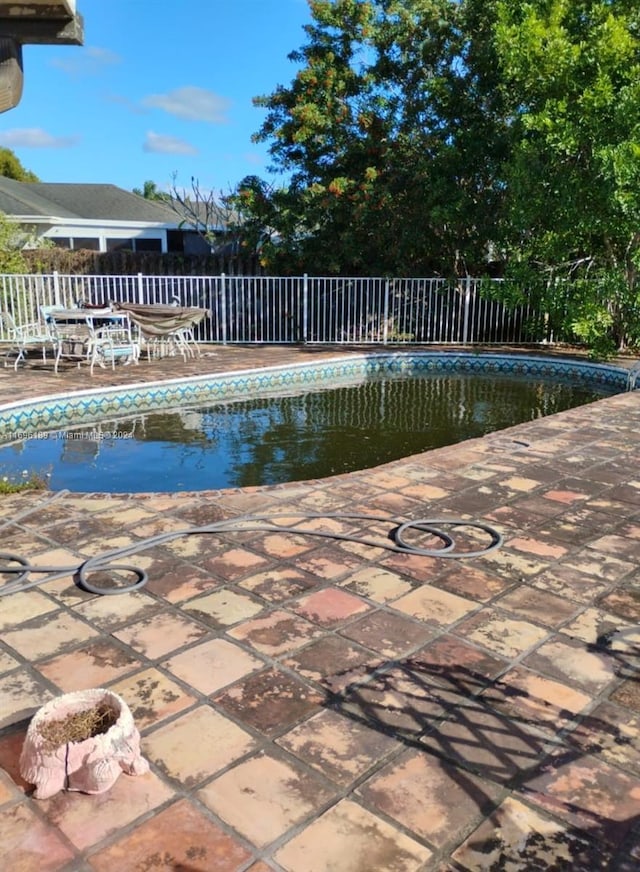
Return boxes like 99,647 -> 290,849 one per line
0,372 -> 617,493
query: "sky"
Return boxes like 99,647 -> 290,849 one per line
0,0 -> 313,196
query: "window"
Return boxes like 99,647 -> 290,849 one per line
134,238 -> 162,252
106,238 -> 134,252
72,238 -> 100,251
51,237 -> 71,249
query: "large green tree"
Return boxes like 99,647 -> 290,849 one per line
493,0 -> 640,350
250,0 -> 508,276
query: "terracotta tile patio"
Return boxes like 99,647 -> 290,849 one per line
1,345 -> 640,870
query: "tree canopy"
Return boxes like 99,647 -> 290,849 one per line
0,147 -> 39,182
493,0 -> 640,349
244,2 -> 640,279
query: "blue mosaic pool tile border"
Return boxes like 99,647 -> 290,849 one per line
0,352 -> 631,440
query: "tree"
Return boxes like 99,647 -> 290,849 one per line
493,0 -> 640,351
132,180 -> 170,202
0,211 -> 27,274
166,174 -> 261,258
246,0 -> 640,351
0,147 -> 39,182
249,0 -> 508,276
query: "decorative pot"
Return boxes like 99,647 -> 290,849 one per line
19,688 -> 149,800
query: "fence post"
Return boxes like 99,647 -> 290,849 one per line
219,273 -> 227,344
52,270 -> 61,307
302,273 -> 309,344
137,272 -> 145,304
382,279 -> 390,344
462,277 -> 472,344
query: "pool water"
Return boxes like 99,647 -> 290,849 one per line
0,372 -> 617,493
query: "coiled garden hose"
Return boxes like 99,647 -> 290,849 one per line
0,491 -> 503,597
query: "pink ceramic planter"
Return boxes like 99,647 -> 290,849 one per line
20,688 -> 149,799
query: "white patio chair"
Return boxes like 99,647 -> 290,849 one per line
49,310 -> 140,375
1,309 -> 56,370
90,317 -> 140,374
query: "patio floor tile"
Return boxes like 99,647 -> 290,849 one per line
250,531 -> 317,558
282,635 -> 378,692
402,634 -> 507,694
289,588 -> 371,626
334,665 -> 452,739
337,566 -> 413,602
390,584 -> 479,626
1,802 -> 77,871
435,564 -> 514,601
87,797 -> 253,871
198,752 -> 337,849
143,564 -> 221,602
565,700 -> 640,776
455,608 -> 550,659
531,565 -> 613,603
522,636 -> 617,694
277,707 -> 399,786
2,609 -> 98,660
339,609 -> 435,658
0,669 -> 55,729
180,587 -> 264,627
71,590 -> 162,629
451,796 -> 612,871
227,609 -> 325,657
112,610 -> 209,658
480,666 -> 592,731
611,677 -> 640,711
38,770 -> 174,851
495,586 -> 579,627
202,547 -> 271,581
274,799 -> 432,871
519,750 -> 640,845
0,767 -> 18,805
291,546 -> 363,580
357,748 -> 502,847
597,586 -> 640,622
0,590 -> 58,632
0,650 -> 21,676
214,667 -> 324,736
144,706 -> 256,787
238,567 -> 320,602
161,638 -> 263,695
418,699 -> 556,785
563,552 -> 636,584
108,667 -> 197,730
35,640 -> 142,692
562,607 -> 640,652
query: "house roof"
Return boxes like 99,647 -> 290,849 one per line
0,177 -> 179,224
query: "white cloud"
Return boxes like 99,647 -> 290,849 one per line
143,131 -> 198,155
141,86 -> 230,122
0,128 -> 80,149
51,45 -> 121,75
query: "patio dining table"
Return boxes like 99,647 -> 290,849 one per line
113,303 -> 209,359
46,308 -> 139,374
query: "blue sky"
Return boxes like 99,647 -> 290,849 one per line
0,0 -> 312,196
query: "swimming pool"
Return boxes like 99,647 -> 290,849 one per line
0,353 -> 630,493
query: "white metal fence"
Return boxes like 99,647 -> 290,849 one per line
0,272 -> 547,345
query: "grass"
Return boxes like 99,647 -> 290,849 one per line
0,469 -> 50,494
